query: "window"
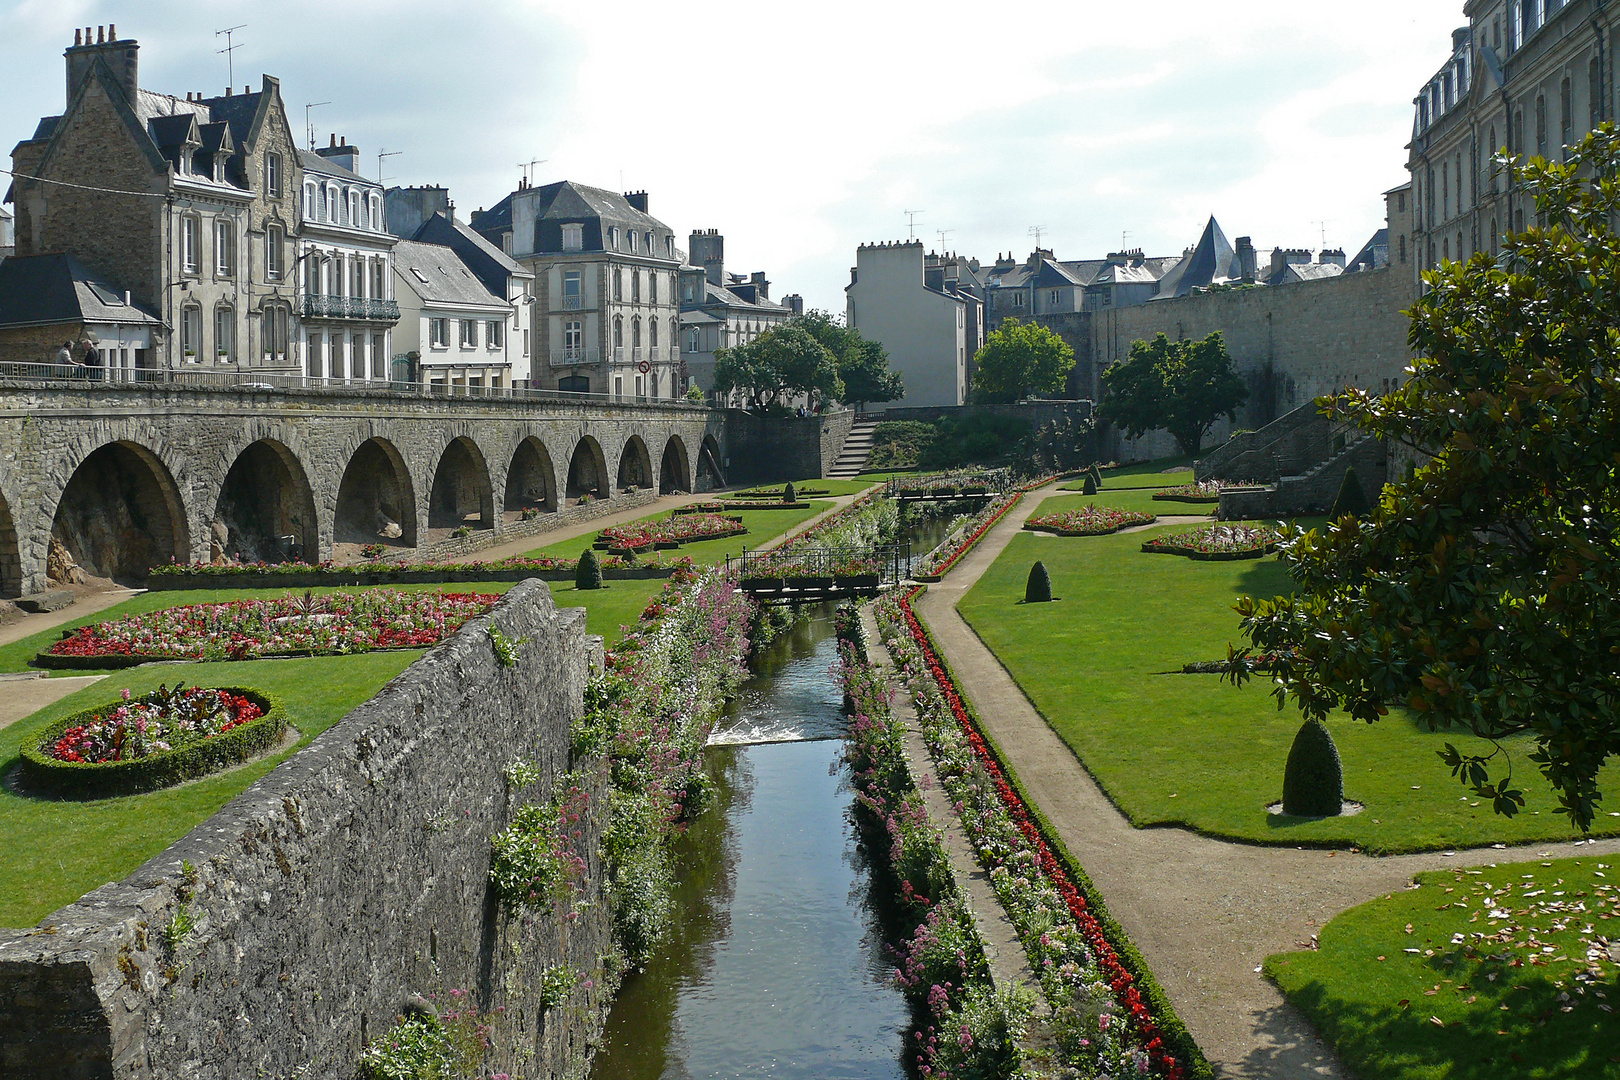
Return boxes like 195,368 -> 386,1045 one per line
1442,161 -> 1450,220
629,230 -> 638,253
649,317 -> 658,348
1560,77 -> 1573,152
613,268 -> 623,302
631,271 -> 640,303
683,278 -> 694,301
1013,292 -> 1024,308
371,197 -> 381,232
215,306 -> 234,360
1536,94 -> 1547,156
267,225 -> 283,279
264,304 -> 289,362
430,318 -> 449,348
487,320 -> 504,348
182,216 -> 200,273
649,273 -> 658,304
565,320 -> 582,357
632,317 -> 641,348
266,153 -> 281,197
461,319 -> 478,347
613,315 -> 624,348
349,191 -> 361,228
182,304 -> 202,357
613,376 -> 623,398
326,186 -> 338,223
1049,289 -> 1061,306
523,329 -> 529,357
306,331 -> 323,377
1399,234 -> 1407,263
352,256 -> 366,298
372,258 -> 385,300
644,231 -> 653,252
372,333 -> 386,378
607,226 -> 618,250
215,220 -> 235,276
666,236 -> 674,258
304,183 -> 318,220
687,327 -> 699,353
562,223 -> 583,251
563,270 -> 582,309
1592,57 -> 1604,129
308,253 -> 324,296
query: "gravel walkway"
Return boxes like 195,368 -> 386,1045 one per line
914,481 -> 1620,1079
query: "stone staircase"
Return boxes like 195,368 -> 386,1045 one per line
1218,429 -> 1385,518
827,415 -> 882,478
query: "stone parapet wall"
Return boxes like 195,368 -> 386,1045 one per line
419,488 -> 662,562
721,408 -> 855,483
879,400 -> 1093,430
0,580 -> 614,1080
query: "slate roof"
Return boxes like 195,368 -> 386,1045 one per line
471,180 -> 672,246
197,91 -> 264,150
1271,261 -> 1345,285
1346,228 -> 1389,273
1153,217 -> 1242,300
393,240 -> 505,309
409,212 -> 531,299
0,253 -> 161,329
298,148 -> 369,184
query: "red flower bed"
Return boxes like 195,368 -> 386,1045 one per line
598,512 -> 745,550
894,588 -> 1184,1080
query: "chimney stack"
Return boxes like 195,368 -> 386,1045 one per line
65,24 -> 139,106
1236,236 -> 1257,283
624,190 -> 649,213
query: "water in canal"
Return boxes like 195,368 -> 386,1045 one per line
589,610 -> 912,1080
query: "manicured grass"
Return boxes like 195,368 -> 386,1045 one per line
546,579 -> 667,640
956,526 -> 1620,853
1038,488 -> 1212,517
1065,458 -> 1195,491
523,501 -> 833,567
730,478 -> 882,497
0,651 -> 418,927
1267,856 -> 1620,1079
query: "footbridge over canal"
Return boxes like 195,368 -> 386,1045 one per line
0,373 -> 736,598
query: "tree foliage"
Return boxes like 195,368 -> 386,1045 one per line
1098,332 -> 1248,455
971,318 -> 1075,404
793,309 -> 904,406
713,324 -> 843,409
1229,127 -> 1620,830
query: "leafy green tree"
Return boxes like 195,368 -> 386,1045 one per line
1098,332 -> 1248,455
970,318 -> 1075,403
1230,127 -> 1620,830
793,309 -> 903,406
713,325 -> 843,409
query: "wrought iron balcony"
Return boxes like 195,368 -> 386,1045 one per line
550,347 -> 600,368
561,295 -> 582,310
300,295 -> 400,322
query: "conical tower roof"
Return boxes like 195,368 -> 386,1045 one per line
1153,216 -> 1240,300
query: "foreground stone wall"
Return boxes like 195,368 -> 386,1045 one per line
0,580 -> 614,1079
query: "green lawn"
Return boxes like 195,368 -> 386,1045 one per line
523,501 -> 833,566
1267,856 -> 1620,1079
1037,489 -> 1212,517
728,478 -> 882,497
1063,457 -> 1195,491
956,526 -> 1620,853
0,651 -> 417,927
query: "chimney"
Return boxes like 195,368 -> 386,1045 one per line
1319,248 -> 1347,268
624,190 -> 649,213
384,186 -> 451,240
749,270 -> 769,300
689,229 -> 724,286
1236,236 -> 1257,283
782,294 -> 804,317
316,135 -> 361,175
65,25 -> 139,105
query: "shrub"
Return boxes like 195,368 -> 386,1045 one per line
868,420 -> 938,469
1024,561 -> 1052,603
1082,474 -> 1099,496
783,481 -> 796,503
1329,465 -> 1371,519
1089,463 -> 1104,488
921,413 -> 1032,469
1281,719 -> 1344,817
449,525 -> 472,538
575,548 -> 603,590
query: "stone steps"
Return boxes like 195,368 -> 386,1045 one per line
827,417 -> 881,478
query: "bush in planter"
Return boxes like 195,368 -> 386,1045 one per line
576,548 -> 604,590
783,481 -> 796,504
1329,466 -> 1370,519
20,686 -> 287,798
1281,719 -> 1344,816
1024,561 -> 1053,603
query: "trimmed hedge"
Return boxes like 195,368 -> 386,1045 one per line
19,688 -> 288,798
1282,719 -> 1344,817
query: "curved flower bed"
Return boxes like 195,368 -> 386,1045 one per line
598,513 -> 745,551
878,590 -> 1200,1080
20,684 -> 287,797
1025,506 -> 1156,536
1141,523 -> 1278,560
1152,480 -> 1264,503
148,553 -> 693,589
40,590 -> 497,668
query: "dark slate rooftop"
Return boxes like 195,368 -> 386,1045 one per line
393,240 -> 505,308
0,253 -> 161,329
1153,217 -> 1241,300
472,180 -> 672,242
1346,228 -> 1389,273
298,148 -> 368,184
410,212 -> 531,299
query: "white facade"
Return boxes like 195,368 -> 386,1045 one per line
846,240 -> 968,408
392,239 -> 523,392
296,145 -> 398,382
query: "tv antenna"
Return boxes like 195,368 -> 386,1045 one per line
936,229 -> 953,253
518,158 -> 549,186
1029,225 -> 1046,249
215,25 -> 246,92
378,148 -> 401,183
1120,230 -> 1132,250
305,101 -> 331,151
1314,219 -> 1330,250
904,209 -> 925,238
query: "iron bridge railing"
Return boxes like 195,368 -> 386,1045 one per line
726,543 -> 912,586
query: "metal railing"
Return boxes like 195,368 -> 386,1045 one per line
550,347 -> 600,368
0,361 -> 713,409
561,295 -> 582,310
726,543 -> 911,586
884,468 -> 1014,499
300,295 -> 400,321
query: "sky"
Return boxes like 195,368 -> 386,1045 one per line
0,0 -> 1463,312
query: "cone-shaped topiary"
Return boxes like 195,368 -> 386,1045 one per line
1281,719 -> 1344,816
575,548 -> 603,591
1082,475 -> 1099,496
1329,466 -> 1371,519
1089,463 -> 1104,488
783,481 -> 796,504
1024,561 -> 1053,603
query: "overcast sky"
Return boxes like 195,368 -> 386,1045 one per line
2,0 -> 1461,311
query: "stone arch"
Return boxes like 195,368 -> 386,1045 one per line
504,436 -> 558,518
49,440 -> 189,584
334,437 -> 417,548
212,439 -> 318,563
697,433 -> 725,491
659,434 -> 690,495
565,435 -> 607,501
428,436 -> 495,531
616,434 -> 653,493
0,483 -> 21,598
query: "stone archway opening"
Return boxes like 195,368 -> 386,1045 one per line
49,440 -> 189,586
504,437 -> 557,522
429,437 -> 495,532
659,435 -> 690,495
617,435 -> 653,493
0,491 -> 21,599
213,439 -> 318,563
566,436 -> 607,502
697,434 -> 725,492
335,437 -> 417,549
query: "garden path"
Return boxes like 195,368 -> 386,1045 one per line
0,586 -> 141,649
915,480 -> 1620,1079
0,675 -> 108,730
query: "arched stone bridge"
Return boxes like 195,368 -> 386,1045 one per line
0,381 -> 730,597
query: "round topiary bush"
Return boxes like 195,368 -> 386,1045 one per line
1082,475 -> 1099,496
1024,561 -> 1053,603
575,548 -> 603,590
1329,466 -> 1371,519
1281,719 -> 1344,816
783,481 -> 796,504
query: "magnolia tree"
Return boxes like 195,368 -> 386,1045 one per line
1098,331 -> 1247,455
1229,127 -> 1620,830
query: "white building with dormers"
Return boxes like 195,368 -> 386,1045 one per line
296,137 -> 399,382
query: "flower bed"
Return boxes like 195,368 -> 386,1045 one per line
1025,506 -> 1157,536
1141,523 -> 1278,560
912,473 -> 1066,581
893,468 -> 1007,497
598,513 -> 745,551
1152,480 -> 1265,503
724,486 -> 829,499
877,590 -> 1202,1080
19,684 -> 287,797
40,590 -> 498,668
146,553 -> 692,590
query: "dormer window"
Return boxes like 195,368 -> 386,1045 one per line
644,231 -> 653,253
304,183 -> 318,220
563,223 -> 583,251
607,226 -> 619,250
629,230 -> 639,253
325,186 -> 338,223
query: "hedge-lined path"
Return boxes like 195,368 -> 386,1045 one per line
751,486 -> 878,553
915,480 -> 1620,1079
0,675 -> 108,731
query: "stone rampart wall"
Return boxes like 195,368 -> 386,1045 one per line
0,580 -> 614,1080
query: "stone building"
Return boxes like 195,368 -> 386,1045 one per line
470,181 -> 683,400
296,136 -> 400,382
392,238 -> 524,393
7,27 -> 304,371
845,240 -> 973,408
1408,1 -> 1613,283
678,229 -> 799,398
407,210 -> 535,385
0,205 -> 13,260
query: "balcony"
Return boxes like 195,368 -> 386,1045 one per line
561,295 -> 582,310
301,295 -> 400,322
550,347 -> 600,368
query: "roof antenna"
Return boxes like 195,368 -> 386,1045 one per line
1314,219 -> 1330,250
936,229 -> 953,254
517,158 -> 548,187
215,25 -> 246,94
1120,229 -> 1132,250
1028,225 -> 1045,250
378,148 -> 401,183
904,209 -> 925,239
305,100 -> 331,151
